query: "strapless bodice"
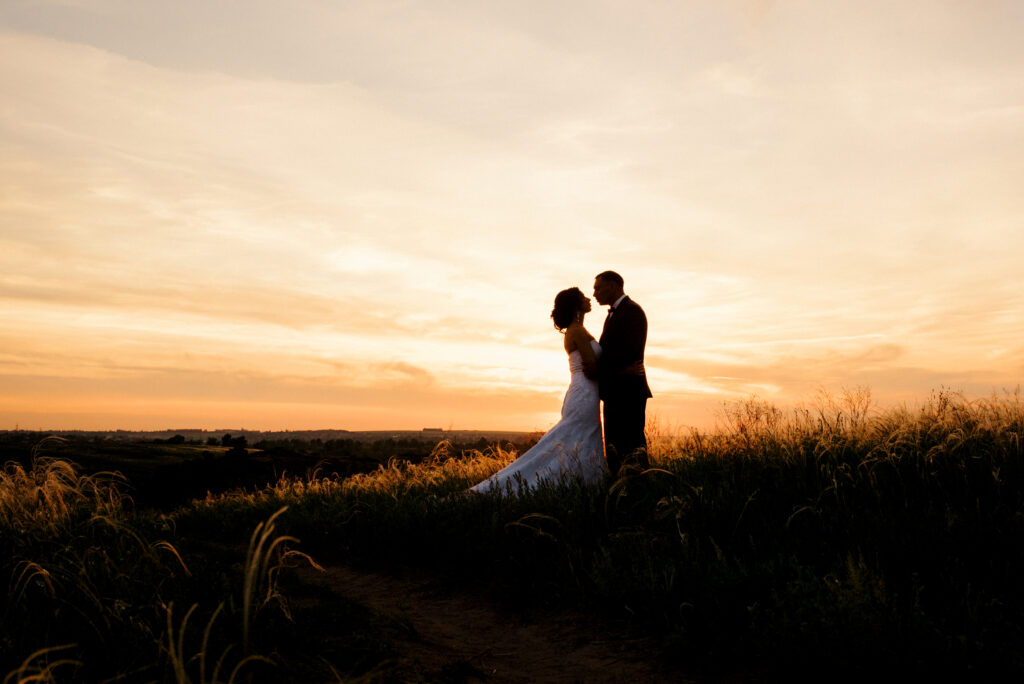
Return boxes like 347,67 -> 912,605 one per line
569,339 -> 602,375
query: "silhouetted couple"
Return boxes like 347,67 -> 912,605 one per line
470,271 -> 651,494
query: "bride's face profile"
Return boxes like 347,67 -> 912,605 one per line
573,294 -> 591,323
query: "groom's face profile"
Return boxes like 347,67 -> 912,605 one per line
593,277 -> 617,306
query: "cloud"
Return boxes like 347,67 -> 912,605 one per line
648,338 -> 1023,411
743,0 -> 776,29
2,4 -> 1024,431
0,363 -> 559,432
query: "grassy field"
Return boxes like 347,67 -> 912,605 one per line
3,388 -> 1024,681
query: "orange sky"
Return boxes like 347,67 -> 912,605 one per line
2,1 -> 1023,432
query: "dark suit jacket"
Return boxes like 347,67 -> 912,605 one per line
597,296 -> 653,402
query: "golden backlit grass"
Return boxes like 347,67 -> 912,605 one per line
0,438 -> 125,536
190,438 -> 517,509
180,387 -> 1024,676
0,449 -> 317,682
4,388 -> 1024,679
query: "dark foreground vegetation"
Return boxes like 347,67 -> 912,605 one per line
2,389 -> 1023,681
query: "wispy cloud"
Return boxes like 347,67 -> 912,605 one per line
1,2 -> 1023,430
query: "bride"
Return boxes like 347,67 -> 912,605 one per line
469,287 -> 606,494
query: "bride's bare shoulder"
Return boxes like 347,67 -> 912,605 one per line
563,322 -> 593,353
563,322 -> 579,352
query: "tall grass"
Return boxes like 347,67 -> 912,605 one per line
6,388 -> 1024,678
0,451 -> 318,682
0,440 -> 126,535
1,645 -> 80,684
240,507 -> 322,655
177,388 -> 1024,676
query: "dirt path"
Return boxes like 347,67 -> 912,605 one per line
298,564 -> 693,683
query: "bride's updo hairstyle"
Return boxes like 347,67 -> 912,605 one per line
551,287 -> 587,331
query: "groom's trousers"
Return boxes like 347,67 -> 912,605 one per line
603,396 -> 648,476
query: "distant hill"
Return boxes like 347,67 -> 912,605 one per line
0,428 -> 537,444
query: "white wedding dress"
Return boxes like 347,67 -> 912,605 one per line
470,339 -> 606,494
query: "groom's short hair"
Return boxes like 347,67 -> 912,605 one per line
596,270 -> 624,287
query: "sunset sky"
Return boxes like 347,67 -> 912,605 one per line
2,0 -> 1022,433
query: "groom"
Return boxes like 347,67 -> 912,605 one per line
594,271 -> 652,476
